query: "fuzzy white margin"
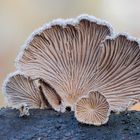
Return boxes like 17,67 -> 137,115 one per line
15,14 -> 115,70
105,32 -> 140,46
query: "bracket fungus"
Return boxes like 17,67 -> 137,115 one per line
3,14 -> 140,125
15,15 -> 113,111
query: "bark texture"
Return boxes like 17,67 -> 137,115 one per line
0,108 -> 140,140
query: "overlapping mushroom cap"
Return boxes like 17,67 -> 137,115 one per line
39,80 -> 63,112
2,14 -> 140,125
3,72 -> 48,109
95,35 -> 140,112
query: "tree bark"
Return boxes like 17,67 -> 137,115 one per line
0,108 -> 140,140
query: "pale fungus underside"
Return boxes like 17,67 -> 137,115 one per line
3,14 -> 140,125
75,91 -> 110,126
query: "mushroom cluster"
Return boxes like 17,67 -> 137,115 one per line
3,14 -> 140,126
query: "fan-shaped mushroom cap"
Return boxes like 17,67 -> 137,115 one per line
95,34 -> 140,112
3,71 -> 48,110
16,14 -> 113,110
75,91 -> 110,126
39,80 -> 64,112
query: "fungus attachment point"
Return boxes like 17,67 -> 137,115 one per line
18,103 -> 30,117
66,106 -> 71,112
75,91 -> 110,126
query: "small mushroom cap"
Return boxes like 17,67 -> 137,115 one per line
39,80 -> 63,112
3,71 -> 48,109
75,91 -> 110,126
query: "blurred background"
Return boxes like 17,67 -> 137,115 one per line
0,0 -> 140,110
